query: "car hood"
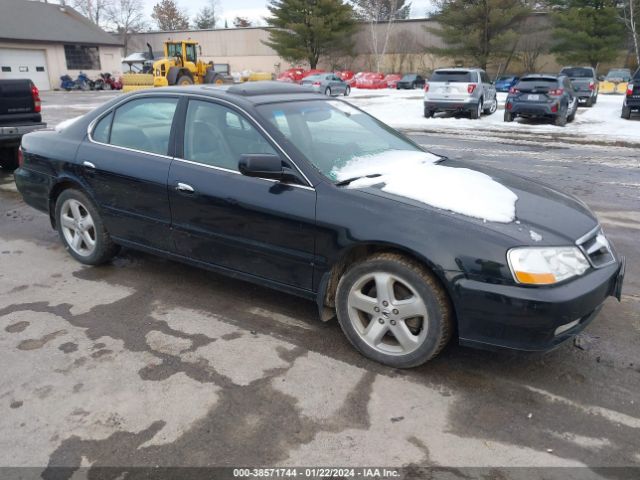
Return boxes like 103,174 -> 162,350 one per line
354,159 -> 598,246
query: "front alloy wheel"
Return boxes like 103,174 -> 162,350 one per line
336,253 -> 452,368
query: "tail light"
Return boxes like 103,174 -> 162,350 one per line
313,81 -> 321,86
548,88 -> 564,96
31,84 -> 41,113
467,83 -> 477,94
506,102 -> 512,111
509,87 -> 519,94
588,81 -> 595,91
18,147 -> 24,167
424,83 -> 429,92
628,83 -> 634,96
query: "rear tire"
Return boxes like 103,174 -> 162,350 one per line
470,100 -> 482,119
504,111 -> 514,122
325,87 -> 331,96
0,146 -> 19,171
424,107 -> 434,118
335,253 -> 453,368
55,189 -> 119,265
484,97 -> 498,115
554,110 -> 568,127
584,96 -> 593,107
621,106 -> 631,119
344,86 -> 350,96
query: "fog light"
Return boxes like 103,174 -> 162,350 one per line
554,319 -> 580,336
551,103 -> 559,113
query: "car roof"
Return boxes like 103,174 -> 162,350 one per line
152,82 -> 323,105
434,67 -> 482,72
521,74 -> 560,79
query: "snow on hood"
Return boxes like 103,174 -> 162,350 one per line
334,150 -> 518,223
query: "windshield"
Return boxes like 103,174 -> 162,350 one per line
402,74 -> 417,81
257,100 -> 430,181
430,71 -> 473,82
560,67 -> 592,78
497,76 -> 514,82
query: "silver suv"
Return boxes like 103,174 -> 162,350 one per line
424,68 -> 498,119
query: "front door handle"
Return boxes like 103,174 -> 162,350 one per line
83,161 -> 96,169
176,182 -> 195,193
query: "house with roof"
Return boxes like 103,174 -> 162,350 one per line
0,0 -> 122,90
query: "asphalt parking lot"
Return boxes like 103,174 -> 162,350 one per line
1,91 -> 639,477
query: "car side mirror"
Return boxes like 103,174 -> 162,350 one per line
239,154 -> 300,183
598,75 -> 605,81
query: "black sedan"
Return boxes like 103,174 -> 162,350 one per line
396,74 -> 425,90
505,74 -> 578,126
14,82 -> 624,368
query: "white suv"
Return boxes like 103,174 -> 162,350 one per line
424,68 -> 498,119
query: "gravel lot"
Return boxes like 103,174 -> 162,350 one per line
0,90 -> 638,477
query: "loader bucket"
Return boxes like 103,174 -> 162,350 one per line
122,73 -> 155,92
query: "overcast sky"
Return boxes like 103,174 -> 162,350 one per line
139,0 -> 436,28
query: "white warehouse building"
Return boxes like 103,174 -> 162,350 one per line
0,0 -> 122,90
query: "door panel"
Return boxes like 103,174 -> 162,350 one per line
168,162 -> 316,289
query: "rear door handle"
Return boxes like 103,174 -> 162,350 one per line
176,182 -> 195,193
83,161 -> 96,169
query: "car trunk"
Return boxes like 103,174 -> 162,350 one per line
512,80 -> 557,105
428,71 -> 475,101
0,80 -> 41,126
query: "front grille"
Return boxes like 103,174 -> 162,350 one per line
576,227 -> 616,268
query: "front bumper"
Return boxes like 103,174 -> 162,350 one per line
453,258 -> 624,352
424,100 -> 477,113
0,122 -> 46,144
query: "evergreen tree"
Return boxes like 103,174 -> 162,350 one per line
151,0 -> 189,30
264,0 -> 356,69
194,1 -> 219,29
426,0 -> 532,70
548,0 -> 625,68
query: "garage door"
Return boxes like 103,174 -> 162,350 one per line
0,48 -> 51,91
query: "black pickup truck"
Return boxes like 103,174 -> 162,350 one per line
0,79 -> 46,170
621,68 -> 640,119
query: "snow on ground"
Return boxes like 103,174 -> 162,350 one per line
334,150 -> 518,223
347,88 -> 640,145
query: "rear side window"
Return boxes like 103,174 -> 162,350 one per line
92,112 -> 113,143
634,69 -> 640,80
109,97 -> 178,155
430,71 -> 473,83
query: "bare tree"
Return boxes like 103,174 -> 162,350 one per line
351,0 -> 411,72
72,0 -> 112,27
619,0 -> 640,68
107,0 -> 146,55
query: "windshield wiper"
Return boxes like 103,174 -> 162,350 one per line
335,173 -> 382,187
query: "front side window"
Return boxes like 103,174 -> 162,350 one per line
258,100 -> 428,181
64,45 -> 101,70
185,44 -> 196,63
183,100 -> 277,170
167,43 -> 181,58
108,98 -> 178,155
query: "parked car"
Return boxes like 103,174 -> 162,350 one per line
396,74 -> 425,90
423,68 -> 498,119
0,79 -> 46,170
494,75 -> 520,93
14,82 -> 625,367
355,72 -> 387,89
559,66 -> 598,107
276,68 -> 305,83
504,74 -> 578,127
621,68 -> 640,119
384,74 -> 403,89
300,73 -> 350,96
600,68 -> 632,95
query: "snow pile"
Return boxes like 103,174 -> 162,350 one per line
334,151 -> 518,223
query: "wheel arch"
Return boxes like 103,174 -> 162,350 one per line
48,177 -> 95,229
316,242 -> 457,327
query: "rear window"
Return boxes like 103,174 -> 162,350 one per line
430,71 -> 473,83
515,78 -> 559,89
560,67 -> 592,78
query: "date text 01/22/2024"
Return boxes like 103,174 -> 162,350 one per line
232,468 -> 401,478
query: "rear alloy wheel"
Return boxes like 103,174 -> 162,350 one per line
621,106 -> 631,119
344,86 -> 350,96
336,253 -> 452,368
470,100 -> 482,119
325,87 -> 332,96
504,111 -> 514,122
55,189 -> 119,265
484,97 -> 498,115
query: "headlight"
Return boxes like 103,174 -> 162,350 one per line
508,247 -> 589,285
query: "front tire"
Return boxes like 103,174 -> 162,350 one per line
55,189 -> 119,265
344,86 -> 350,96
325,87 -> 331,96
335,253 -> 453,368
